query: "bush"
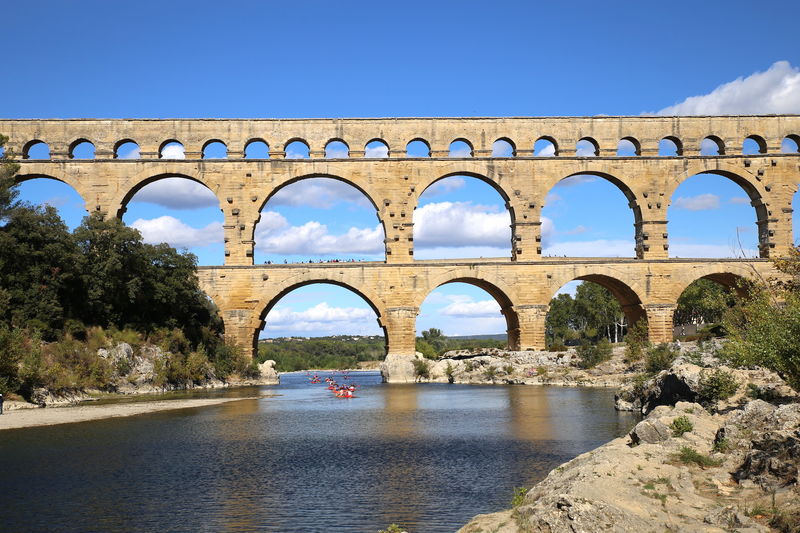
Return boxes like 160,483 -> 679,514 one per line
415,338 -> 437,359
548,341 -> 568,352
675,446 -> 722,468
576,338 -> 613,369
645,343 -> 677,374
698,368 -> 738,405
624,320 -> 649,362
483,365 -> 498,380
670,415 -> 693,437
412,358 -> 430,381
511,487 -> 529,507
503,364 -> 514,374
444,362 -> 455,383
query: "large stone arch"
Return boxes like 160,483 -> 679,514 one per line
414,271 -> 522,349
546,270 -> 647,326
12,171 -> 92,215
665,163 -> 770,257
412,170 -> 514,208
111,169 -> 224,219
668,263 -> 760,302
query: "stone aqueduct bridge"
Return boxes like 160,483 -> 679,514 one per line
2,116 -> 800,358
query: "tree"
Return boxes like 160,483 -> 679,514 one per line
0,134 -> 20,221
674,278 -> 732,326
545,293 -> 575,342
574,282 -> 626,342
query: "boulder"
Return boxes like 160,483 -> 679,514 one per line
258,360 -> 280,384
380,353 -> 419,383
629,418 -> 671,444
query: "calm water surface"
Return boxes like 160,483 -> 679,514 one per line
0,372 -> 638,532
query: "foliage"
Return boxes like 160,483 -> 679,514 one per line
545,283 -> 629,344
674,278 -> 734,326
670,415 -> 693,437
675,446 -> 722,468
412,358 -> 430,381
511,487 -> 529,507
503,364 -> 514,374
576,338 -> 613,369
483,365 -> 497,380
624,320 -> 650,362
415,338 -> 437,359
644,343 -> 678,374
712,438 -> 730,454
547,341 -> 568,352
257,335 -> 385,372
697,368 -> 738,405
377,525 -> 406,533
444,362 -> 455,383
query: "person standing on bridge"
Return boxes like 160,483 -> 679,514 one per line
0,393 -> 4,415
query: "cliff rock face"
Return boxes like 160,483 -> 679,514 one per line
460,400 -> 800,533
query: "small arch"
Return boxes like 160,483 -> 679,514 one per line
576,137 -> 599,157
449,139 -> 473,157
700,136 -> 725,156
160,140 -> 185,159
284,139 -> 310,159
244,139 -> 270,159
492,138 -> 516,157
114,139 -> 140,159
365,139 -> 389,158
406,138 -> 430,157
325,139 -> 350,158
534,137 -> 558,156
23,140 -> 50,160
782,135 -> 800,153
617,137 -> 640,156
659,136 -> 682,156
202,140 -> 228,159
742,135 -> 767,155
69,139 -> 95,159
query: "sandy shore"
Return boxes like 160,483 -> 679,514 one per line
0,396 -> 260,431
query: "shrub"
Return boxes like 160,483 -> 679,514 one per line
483,365 -> 498,380
675,446 -> 722,468
412,358 -> 430,381
712,438 -> 730,454
415,338 -> 437,359
511,487 -> 529,507
645,343 -> 677,374
503,364 -> 514,374
746,383 -> 781,402
444,362 -> 455,383
698,368 -> 738,405
464,360 -> 475,372
576,338 -> 613,369
624,320 -> 649,362
548,341 -> 568,352
670,415 -> 693,437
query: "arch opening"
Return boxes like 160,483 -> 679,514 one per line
659,137 -> 682,156
617,137 -> 640,156
534,137 -> 557,156
413,174 -> 511,260
70,140 -> 95,159
449,139 -> 473,158
365,139 -> 389,158
285,140 -> 310,159
782,135 -> 800,153
417,281 -> 515,354
492,138 -> 515,157
115,140 -> 140,159
700,136 -> 724,156
576,138 -> 598,157
160,141 -> 185,159
202,140 -> 228,159
23,140 -> 50,160
673,275 -> 742,340
11,176 -> 88,230
254,176 -> 385,264
541,172 -> 639,258
256,282 -> 386,371
406,139 -> 430,157
325,140 -> 349,158
245,139 -> 269,159
743,135 -> 767,155
121,175 -> 224,266
668,172 -> 763,258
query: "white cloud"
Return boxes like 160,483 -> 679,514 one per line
440,299 -> 501,317
449,143 -> 472,157
729,196 -> 750,205
264,302 -> 377,333
365,143 -> 389,158
131,177 -> 219,209
161,143 -> 185,159
576,139 -> 597,156
254,211 -> 384,255
535,142 -> 556,156
119,145 -> 140,159
268,178 -> 372,209
325,145 -> 349,158
422,177 -> 466,197
553,175 -> 597,187
673,193 -> 720,211
414,201 -> 511,248
130,216 -> 223,248
655,61 -> 800,115
700,138 -> 722,155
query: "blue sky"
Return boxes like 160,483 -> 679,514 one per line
3,0 -> 800,339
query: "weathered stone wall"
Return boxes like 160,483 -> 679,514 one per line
2,116 -> 798,357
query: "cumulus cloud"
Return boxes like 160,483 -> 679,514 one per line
729,196 -> 751,205
254,211 -> 384,255
268,178 -> 373,209
130,216 -> 223,248
449,143 -> 472,157
422,177 -> 466,197
161,143 -> 185,159
365,142 -> 389,158
119,144 -> 140,159
413,201 -> 511,248
673,193 -> 720,211
440,299 -> 501,317
131,177 -> 219,209
576,139 -> 598,156
655,61 -> 800,115
264,302 -> 377,333
535,142 -> 556,156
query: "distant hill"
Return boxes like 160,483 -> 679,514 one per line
447,333 -> 507,341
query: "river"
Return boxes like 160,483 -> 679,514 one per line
0,371 -> 639,532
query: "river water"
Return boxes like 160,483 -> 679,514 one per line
0,372 -> 638,532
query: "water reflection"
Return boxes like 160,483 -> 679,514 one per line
0,372 -> 638,533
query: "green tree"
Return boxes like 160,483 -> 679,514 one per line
674,278 -> 732,326
574,282 -> 626,342
545,293 -> 575,342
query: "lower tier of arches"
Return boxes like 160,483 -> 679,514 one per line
197,258 -> 781,358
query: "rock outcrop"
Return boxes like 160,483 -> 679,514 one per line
459,400 -> 800,533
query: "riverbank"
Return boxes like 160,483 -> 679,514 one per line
0,396 -> 264,431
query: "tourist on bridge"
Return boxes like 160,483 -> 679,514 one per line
0,393 -> 4,415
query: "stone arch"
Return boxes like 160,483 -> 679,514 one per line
11,172 -> 90,214
546,271 -> 647,326
743,135 -> 767,155
69,138 -> 95,159
669,266 -> 756,302
114,139 -> 139,159
23,139 -> 50,159
284,138 -> 310,158
782,134 -> 800,153
415,273 -> 521,349
159,139 -> 185,159
406,138 -> 431,157
492,137 -> 516,157
449,138 -> 474,157
325,138 -> 350,158
577,137 -> 599,157
202,139 -> 228,159
666,163 -> 769,256
660,136 -> 683,156
113,171 -> 222,218
618,136 -> 641,156
534,136 -> 558,156
253,278 -> 388,353
365,138 -> 390,158
244,138 -> 270,158
700,135 -> 725,155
